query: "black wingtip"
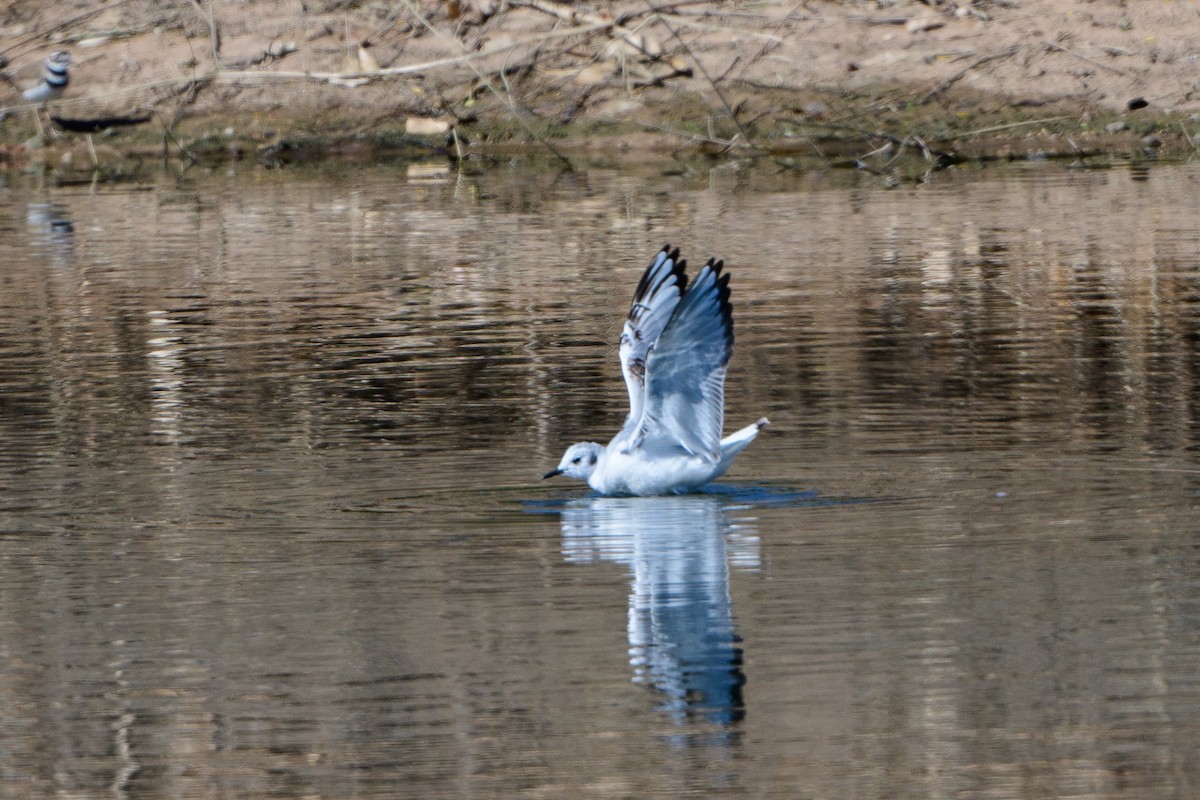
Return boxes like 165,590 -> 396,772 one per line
665,243 -> 688,295
706,256 -> 734,348
632,242 -> 689,304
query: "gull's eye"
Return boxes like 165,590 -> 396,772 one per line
571,457 -> 582,464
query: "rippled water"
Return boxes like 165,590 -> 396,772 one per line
2,161 -> 1200,797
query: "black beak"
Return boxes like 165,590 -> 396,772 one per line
542,468 -> 563,480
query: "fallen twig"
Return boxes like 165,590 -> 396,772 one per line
3,0 -> 142,61
511,0 -> 662,58
644,0 -> 757,150
960,116 -> 1070,137
626,118 -> 740,153
621,0 -> 714,17
1044,41 -> 1129,77
216,22 -> 607,84
655,15 -> 787,43
3,31 -> 600,119
397,0 -> 576,171
847,16 -> 917,26
733,2 -> 802,100
920,46 -> 1019,104
667,8 -> 818,22
187,0 -> 221,58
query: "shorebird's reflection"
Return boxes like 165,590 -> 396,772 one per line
561,495 -> 758,726
26,202 -> 75,266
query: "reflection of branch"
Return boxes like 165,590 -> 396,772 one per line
628,118 -> 739,149
157,112 -> 197,168
783,118 -> 961,168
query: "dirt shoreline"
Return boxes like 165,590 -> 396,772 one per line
3,1 -> 1200,176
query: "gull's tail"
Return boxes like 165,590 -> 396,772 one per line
713,417 -> 770,478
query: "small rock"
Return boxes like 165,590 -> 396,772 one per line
573,62 -> 610,86
602,34 -> 662,60
1105,121 -> 1129,133
405,116 -> 453,136
956,3 -> 989,21
594,97 -> 643,119
802,101 -> 829,119
1127,97 -> 1149,110
906,16 -> 945,33
356,43 -> 379,72
1142,133 -> 1162,148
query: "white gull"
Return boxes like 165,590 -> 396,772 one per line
544,244 -> 769,496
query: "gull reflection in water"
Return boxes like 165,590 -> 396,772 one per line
560,495 -> 759,727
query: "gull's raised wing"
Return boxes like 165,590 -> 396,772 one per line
619,244 -> 688,425
631,257 -> 733,461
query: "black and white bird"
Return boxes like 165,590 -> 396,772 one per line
4,51 -> 71,136
544,244 -> 769,496
21,51 -> 71,104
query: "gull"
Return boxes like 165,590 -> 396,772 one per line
544,244 -> 769,496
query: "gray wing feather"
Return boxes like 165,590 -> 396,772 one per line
630,258 -> 733,461
618,244 -> 687,425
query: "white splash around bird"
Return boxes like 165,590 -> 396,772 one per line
544,244 -> 769,496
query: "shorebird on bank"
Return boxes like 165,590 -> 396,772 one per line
3,51 -> 71,136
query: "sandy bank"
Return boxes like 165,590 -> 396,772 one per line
3,0 -> 1199,175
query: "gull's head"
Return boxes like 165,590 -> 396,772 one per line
543,442 -> 603,482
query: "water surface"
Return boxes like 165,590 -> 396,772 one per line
2,161 -> 1200,797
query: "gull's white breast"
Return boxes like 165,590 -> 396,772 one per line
590,447 -> 719,496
